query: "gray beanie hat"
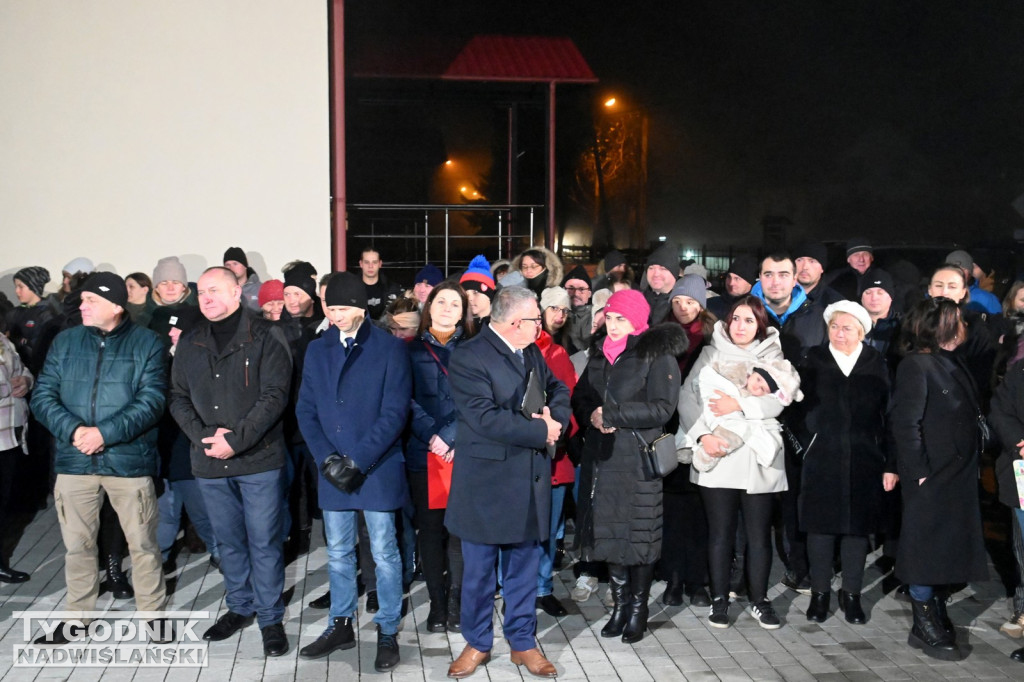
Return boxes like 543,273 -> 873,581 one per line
153,256 -> 188,285
669,274 -> 708,309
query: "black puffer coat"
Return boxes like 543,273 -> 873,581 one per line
793,344 -> 891,536
572,323 -> 687,565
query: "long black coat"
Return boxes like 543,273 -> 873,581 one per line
793,344 -> 891,536
889,350 -> 988,585
572,324 -> 687,566
988,359 -> 1024,510
444,324 -> 571,545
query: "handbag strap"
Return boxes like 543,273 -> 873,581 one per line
422,340 -> 449,377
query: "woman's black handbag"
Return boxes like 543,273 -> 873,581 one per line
631,430 -> 679,480
321,453 -> 380,494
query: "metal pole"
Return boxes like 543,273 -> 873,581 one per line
424,210 -> 429,266
546,81 -> 556,248
329,0 -> 347,271
444,209 -> 450,275
498,210 -> 504,260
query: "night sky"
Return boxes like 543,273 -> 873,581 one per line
347,1 -> 1024,250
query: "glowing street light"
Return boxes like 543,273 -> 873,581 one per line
604,97 -> 617,108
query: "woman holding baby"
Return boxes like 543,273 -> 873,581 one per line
677,295 -> 800,630
790,300 -> 892,625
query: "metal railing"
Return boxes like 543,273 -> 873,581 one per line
346,203 -> 544,278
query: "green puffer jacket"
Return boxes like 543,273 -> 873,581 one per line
31,318 -> 167,477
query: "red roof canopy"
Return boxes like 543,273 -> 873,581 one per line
351,35 -> 596,84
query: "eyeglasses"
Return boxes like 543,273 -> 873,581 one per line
565,286 -> 590,293
548,307 -> 570,316
517,317 -> 543,326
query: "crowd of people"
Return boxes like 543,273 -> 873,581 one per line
2,237 -> 1024,674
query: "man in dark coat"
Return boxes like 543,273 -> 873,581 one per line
294,272 -> 411,671
31,273 -> 169,644
169,266 -> 293,657
445,286 -> 571,679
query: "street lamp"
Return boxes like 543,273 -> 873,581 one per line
593,94 -> 650,249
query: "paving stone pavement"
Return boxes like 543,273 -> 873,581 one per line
2,504 -> 1024,680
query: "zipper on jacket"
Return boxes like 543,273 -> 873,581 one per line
245,357 -> 249,387
90,339 -> 105,423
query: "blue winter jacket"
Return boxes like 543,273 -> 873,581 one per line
406,328 -> 464,473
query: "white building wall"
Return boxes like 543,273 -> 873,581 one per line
0,0 -> 331,298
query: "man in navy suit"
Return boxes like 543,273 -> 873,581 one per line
445,285 -> 571,679
294,271 -> 411,672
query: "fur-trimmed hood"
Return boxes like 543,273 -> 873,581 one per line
589,322 -> 689,361
510,246 -> 563,290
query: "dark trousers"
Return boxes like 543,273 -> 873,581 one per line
0,446 -> 17,558
198,468 -> 286,627
660,489 -> 708,588
99,497 -> 128,560
408,470 -> 463,604
701,487 -> 774,603
462,538 -> 539,652
780,462 -> 808,577
807,533 -> 870,594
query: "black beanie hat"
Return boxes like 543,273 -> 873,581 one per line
81,272 -> 128,309
859,268 -> 896,300
14,266 -> 50,298
324,271 -> 367,309
223,247 -> 248,267
602,250 -> 626,271
646,243 -> 679,273
562,264 -> 592,289
726,255 -> 759,285
283,267 -> 318,302
793,242 -> 828,266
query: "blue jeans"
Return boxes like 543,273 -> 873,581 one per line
537,484 -> 567,596
157,479 -> 219,561
324,510 -> 402,634
198,468 -> 285,627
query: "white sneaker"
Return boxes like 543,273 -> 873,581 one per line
571,575 -> 598,603
1001,611 -> 1024,638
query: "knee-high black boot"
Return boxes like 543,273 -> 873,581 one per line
600,564 -> 631,638
622,563 -> 654,643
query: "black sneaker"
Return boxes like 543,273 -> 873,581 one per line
781,570 -> 812,595
309,591 -> 331,609
708,597 -> 730,628
374,629 -> 400,672
750,600 -> 781,630
33,621 -> 85,645
261,623 -> 289,657
299,617 -> 355,659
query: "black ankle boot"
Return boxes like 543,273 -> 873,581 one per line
106,554 -> 133,599
600,564 -> 631,638
838,589 -> 866,624
933,589 -> 955,641
622,564 -> 654,643
909,597 -> 961,661
806,591 -> 830,622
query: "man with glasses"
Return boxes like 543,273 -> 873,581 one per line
445,286 -> 571,679
562,265 -> 593,353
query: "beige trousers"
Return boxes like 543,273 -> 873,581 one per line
54,474 -> 166,617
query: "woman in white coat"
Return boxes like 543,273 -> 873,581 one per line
677,295 -> 790,630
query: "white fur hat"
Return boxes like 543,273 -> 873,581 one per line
823,300 -> 872,336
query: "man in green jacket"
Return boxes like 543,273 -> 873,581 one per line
31,272 -> 169,645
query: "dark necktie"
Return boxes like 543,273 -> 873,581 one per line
344,337 -> 355,356
514,348 -> 524,365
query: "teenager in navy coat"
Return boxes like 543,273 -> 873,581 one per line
444,286 -> 571,680
295,272 -> 411,671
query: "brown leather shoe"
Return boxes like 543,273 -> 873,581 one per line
447,645 -> 491,679
510,648 -> 558,678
